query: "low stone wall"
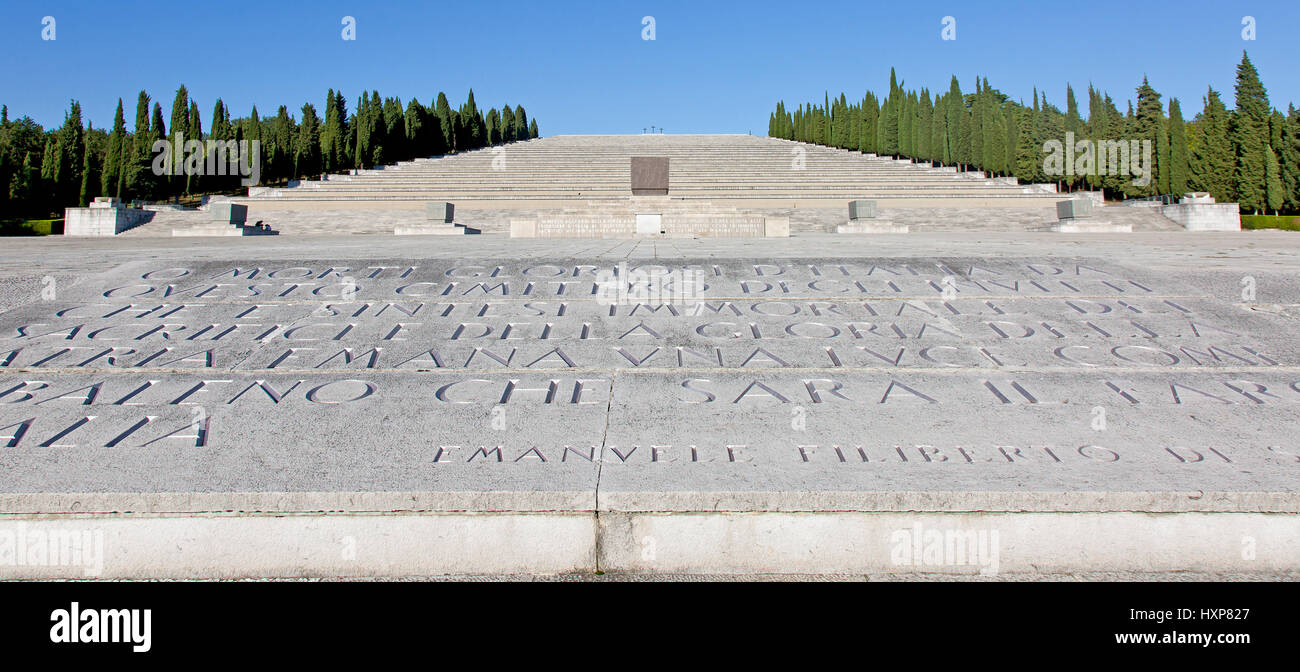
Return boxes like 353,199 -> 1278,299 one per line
1161,202 -> 1241,231
63,206 -> 151,236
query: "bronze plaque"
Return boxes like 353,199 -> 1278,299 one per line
631,157 -> 669,195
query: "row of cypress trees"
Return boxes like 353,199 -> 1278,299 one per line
0,88 -> 541,219
769,52 -> 1298,214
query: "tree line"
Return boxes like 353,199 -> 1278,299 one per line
769,52 -> 1298,214
0,88 -> 541,219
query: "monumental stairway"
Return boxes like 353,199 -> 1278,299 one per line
113,134 -> 1184,236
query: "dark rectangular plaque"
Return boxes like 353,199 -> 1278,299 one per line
631,157 -> 669,195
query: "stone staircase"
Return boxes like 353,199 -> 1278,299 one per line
107,135 -> 1189,236
241,134 -> 1064,204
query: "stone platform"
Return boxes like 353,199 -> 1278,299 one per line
0,232 -> 1297,578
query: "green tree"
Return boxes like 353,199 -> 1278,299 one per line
1281,107 -> 1300,211
102,99 -> 127,199
78,132 -> 100,206
295,103 -> 322,178
1134,78 -> 1165,196
501,105 -> 516,144
1190,88 -> 1234,202
1168,99 -> 1190,196
1231,52 -> 1271,212
1015,107 -> 1037,182
434,92 -> 454,151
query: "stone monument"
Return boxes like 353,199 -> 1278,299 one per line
838,199 -> 908,233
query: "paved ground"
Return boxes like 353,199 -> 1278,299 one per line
1,229 -> 1298,579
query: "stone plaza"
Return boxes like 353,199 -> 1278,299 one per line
5,135 -> 1296,580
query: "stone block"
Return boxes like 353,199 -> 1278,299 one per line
631,157 -> 669,195
209,202 -> 248,224
848,200 -> 877,220
1057,199 -> 1093,220
425,202 -> 455,223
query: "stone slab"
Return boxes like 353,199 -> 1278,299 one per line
2,253 -> 1299,576
838,221 -> 910,233
394,224 -> 467,236
1051,220 -> 1132,233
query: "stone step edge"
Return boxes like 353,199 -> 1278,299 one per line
3,491 -> 1297,515
2,509 -> 1296,578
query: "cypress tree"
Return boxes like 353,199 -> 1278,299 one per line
529,119 -> 539,139
370,92 -> 388,165
1190,88 -> 1233,202
296,103 -> 322,178
1015,107 -> 1037,182
1265,145 -> 1284,214
485,108 -> 499,146
404,98 -> 426,156
1282,107 -> 1300,211
434,93 -> 454,151
883,70 -> 901,156
102,99 -> 127,199
1004,100 -> 1020,177
78,132 -> 99,206
1231,52 -> 1271,212
169,86 -> 189,141
515,106 -> 529,141
56,101 -> 85,207
945,78 -> 962,167
1134,78 -> 1165,196
186,101 -> 202,194
1168,99 -> 1190,196
930,94 -> 946,163
321,89 -> 342,172
501,105 -> 516,143
354,95 -> 371,168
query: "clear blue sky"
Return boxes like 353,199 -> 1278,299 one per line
2,0 -> 1297,134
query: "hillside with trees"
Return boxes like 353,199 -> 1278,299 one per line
769,52 -> 1299,215
0,88 -> 540,220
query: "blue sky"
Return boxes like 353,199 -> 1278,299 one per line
2,0 -> 1297,134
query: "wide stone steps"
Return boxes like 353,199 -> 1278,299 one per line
245,134 -> 1055,204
